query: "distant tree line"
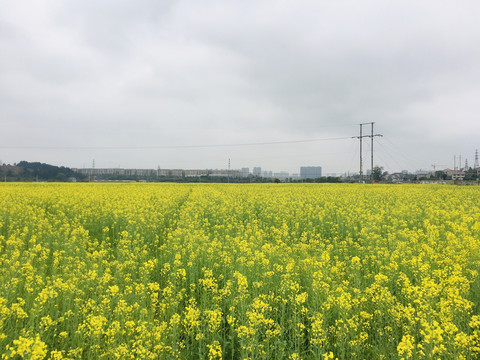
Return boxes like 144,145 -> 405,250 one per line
292,176 -> 342,183
0,161 -> 86,182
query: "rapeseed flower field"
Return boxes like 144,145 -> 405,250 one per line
0,183 -> 479,359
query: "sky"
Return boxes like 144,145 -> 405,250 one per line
1,0 -> 480,175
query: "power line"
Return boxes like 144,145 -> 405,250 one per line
375,139 -> 407,171
0,136 -> 354,150
348,140 -> 359,173
375,151 -> 395,174
382,137 -> 423,168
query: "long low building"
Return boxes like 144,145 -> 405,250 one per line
300,166 -> 322,179
73,168 -> 242,178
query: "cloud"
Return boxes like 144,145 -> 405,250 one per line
1,0 -> 479,172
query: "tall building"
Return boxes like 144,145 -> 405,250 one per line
253,167 -> 262,177
241,168 -> 249,178
300,166 -> 322,179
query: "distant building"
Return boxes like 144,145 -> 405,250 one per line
253,167 -> 262,177
445,169 -> 465,181
300,166 -> 322,179
185,169 -> 208,177
73,167 -> 244,178
169,169 -> 184,177
386,173 -> 404,183
262,170 -> 273,178
210,169 -> 242,178
415,170 -> 431,180
241,168 -> 249,178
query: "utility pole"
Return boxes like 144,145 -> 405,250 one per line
359,124 -> 363,183
371,122 -> 374,183
228,158 -> 230,183
354,122 -> 382,183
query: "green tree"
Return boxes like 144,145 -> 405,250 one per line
435,170 -> 447,180
372,166 -> 385,182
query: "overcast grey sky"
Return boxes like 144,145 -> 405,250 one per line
1,1 -> 479,174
